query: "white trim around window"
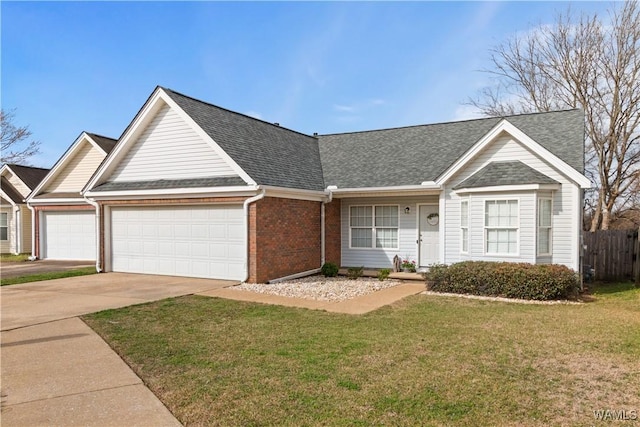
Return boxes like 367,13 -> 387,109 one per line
0,212 -> 8,241
349,204 -> 399,250
537,197 -> 553,256
460,199 -> 469,254
484,198 -> 519,256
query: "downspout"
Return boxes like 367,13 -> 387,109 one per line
243,187 -> 265,283
13,205 -> 21,255
321,188 -> 333,266
85,198 -> 102,273
26,202 -> 36,260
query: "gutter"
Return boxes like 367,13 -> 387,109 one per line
13,205 -> 20,255
321,188 -> 334,266
26,202 -> 36,260
85,197 -> 102,272
243,188 -> 265,282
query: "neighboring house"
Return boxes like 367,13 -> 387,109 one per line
26,132 -> 117,261
82,86 -> 590,283
0,164 -> 50,254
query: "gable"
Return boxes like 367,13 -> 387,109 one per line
43,141 -> 106,193
3,170 -> 31,197
108,102 -> 238,183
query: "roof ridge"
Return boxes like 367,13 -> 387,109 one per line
319,108 -> 582,137
86,132 -> 117,141
161,87 -> 318,141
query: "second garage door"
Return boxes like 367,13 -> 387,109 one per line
110,205 -> 245,281
41,211 -> 96,260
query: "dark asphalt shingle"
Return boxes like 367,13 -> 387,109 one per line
318,109 -> 584,189
91,177 -> 247,192
1,176 -> 25,203
87,133 -> 118,154
6,164 -> 50,190
453,161 -> 560,190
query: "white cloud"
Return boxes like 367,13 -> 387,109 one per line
452,105 -> 484,121
333,104 -> 355,112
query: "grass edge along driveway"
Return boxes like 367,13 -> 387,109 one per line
1,267 -> 97,286
85,282 -> 640,427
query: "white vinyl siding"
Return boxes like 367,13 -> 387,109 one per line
20,207 -> 33,253
41,211 -> 96,260
460,200 -> 469,253
342,196 -> 438,268
485,200 -> 518,255
110,103 -> 238,182
0,212 -> 8,241
110,205 -> 244,281
349,205 -> 398,249
45,142 -> 106,193
444,134 -> 578,269
537,198 -> 553,255
6,172 -> 31,196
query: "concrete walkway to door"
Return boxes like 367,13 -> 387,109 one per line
1,272 -> 235,426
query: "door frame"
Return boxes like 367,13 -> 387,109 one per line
416,203 -> 440,267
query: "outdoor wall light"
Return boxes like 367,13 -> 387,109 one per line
404,207 -> 411,214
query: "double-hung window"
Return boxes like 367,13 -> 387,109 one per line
460,200 -> 469,253
537,198 -> 552,255
0,213 -> 7,241
350,205 -> 398,249
485,200 -> 518,255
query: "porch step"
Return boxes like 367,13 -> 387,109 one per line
338,268 -> 425,281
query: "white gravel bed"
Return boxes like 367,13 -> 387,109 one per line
233,275 -> 402,302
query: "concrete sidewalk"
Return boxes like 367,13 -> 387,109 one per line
199,281 -> 426,314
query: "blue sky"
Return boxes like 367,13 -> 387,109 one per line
2,1 -> 611,168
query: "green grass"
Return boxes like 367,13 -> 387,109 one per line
84,283 -> 640,427
1,267 -> 97,286
0,253 -> 30,262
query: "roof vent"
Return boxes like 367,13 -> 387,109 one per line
274,122 -> 280,126
313,132 -> 318,136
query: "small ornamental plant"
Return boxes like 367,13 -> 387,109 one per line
401,259 -> 417,272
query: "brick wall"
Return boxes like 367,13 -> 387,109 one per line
248,197 -> 322,283
324,199 -> 341,265
32,204 -> 94,258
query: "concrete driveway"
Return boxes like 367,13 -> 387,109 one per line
1,272 -> 236,426
1,259 -> 95,279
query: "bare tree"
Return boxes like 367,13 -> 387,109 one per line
468,2 -> 640,231
1,109 -> 41,165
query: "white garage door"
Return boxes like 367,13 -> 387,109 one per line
42,211 -> 96,260
110,205 -> 245,281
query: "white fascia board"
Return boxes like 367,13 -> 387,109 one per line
1,165 -> 30,194
330,184 -> 442,198
453,183 -> 561,195
27,198 -> 89,205
28,132 -> 96,201
83,132 -> 109,155
84,185 -> 259,200
160,90 -> 256,186
262,185 -> 328,202
0,189 -> 18,207
436,119 -> 591,189
84,88 -> 166,192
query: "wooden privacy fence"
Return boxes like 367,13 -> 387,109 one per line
583,228 -> 640,282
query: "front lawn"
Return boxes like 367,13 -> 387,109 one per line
0,267 -> 97,286
84,282 -> 640,426
0,253 -> 30,262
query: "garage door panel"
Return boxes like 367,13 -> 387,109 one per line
111,205 -> 245,280
42,211 -> 96,261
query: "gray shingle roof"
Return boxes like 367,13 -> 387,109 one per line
1,176 -> 24,203
91,177 -> 247,192
162,88 -> 325,191
32,191 -> 83,199
318,109 -> 584,189
453,161 -> 560,190
6,164 -> 50,190
87,133 -> 117,154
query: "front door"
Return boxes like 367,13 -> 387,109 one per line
419,205 -> 440,267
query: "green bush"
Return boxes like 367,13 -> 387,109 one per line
347,266 -> 364,280
424,261 -> 580,301
377,268 -> 391,281
321,262 -> 339,277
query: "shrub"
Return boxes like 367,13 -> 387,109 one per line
424,261 -> 580,301
347,266 -> 364,280
377,268 -> 391,281
321,262 -> 339,277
